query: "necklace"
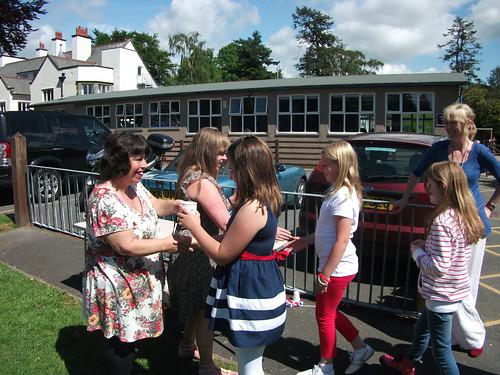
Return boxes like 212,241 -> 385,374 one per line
449,141 -> 470,167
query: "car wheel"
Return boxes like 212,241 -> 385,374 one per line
293,178 -> 306,208
34,169 -> 62,202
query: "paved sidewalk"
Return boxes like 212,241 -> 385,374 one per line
0,226 -> 498,374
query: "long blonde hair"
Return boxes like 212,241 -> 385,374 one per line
227,136 -> 281,216
177,127 -> 230,182
322,141 -> 363,203
443,103 -> 476,141
425,161 -> 483,245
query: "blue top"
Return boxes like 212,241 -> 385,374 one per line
205,206 -> 286,347
413,139 -> 500,236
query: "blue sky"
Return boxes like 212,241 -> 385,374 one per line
22,0 -> 500,81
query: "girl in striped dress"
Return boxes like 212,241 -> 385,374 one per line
380,161 -> 484,375
178,136 -> 286,375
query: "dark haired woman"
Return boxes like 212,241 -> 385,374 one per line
83,132 -> 182,374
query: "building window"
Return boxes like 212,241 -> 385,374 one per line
42,88 -> 54,102
138,66 -> 142,76
187,99 -> 222,133
229,96 -> 268,133
115,103 -> 143,128
386,93 -> 434,133
0,102 -> 6,112
79,83 -> 94,95
96,84 -> 112,94
87,105 -> 111,127
17,102 -> 30,111
149,101 -> 181,127
329,94 -> 375,133
277,95 -> 319,133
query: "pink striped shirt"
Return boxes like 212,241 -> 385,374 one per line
415,208 -> 471,302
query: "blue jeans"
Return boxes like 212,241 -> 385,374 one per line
408,307 -> 459,375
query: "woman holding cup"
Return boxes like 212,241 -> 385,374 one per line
168,127 -> 235,375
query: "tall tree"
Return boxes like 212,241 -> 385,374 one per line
464,84 -> 500,137
0,0 -> 47,55
292,6 -> 382,77
487,66 -> 500,89
438,16 -> 482,83
169,32 -> 221,84
217,31 -> 279,81
93,29 -> 175,86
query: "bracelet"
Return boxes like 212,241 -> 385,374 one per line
317,272 -> 330,287
318,272 -> 330,283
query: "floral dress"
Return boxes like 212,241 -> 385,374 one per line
167,169 -> 230,322
83,182 -> 164,343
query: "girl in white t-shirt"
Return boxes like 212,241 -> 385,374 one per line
291,141 -> 374,375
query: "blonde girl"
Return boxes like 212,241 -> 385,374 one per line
381,161 -> 484,375
292,141 -> 373,375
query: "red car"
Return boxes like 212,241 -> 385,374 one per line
299,133 -> 442,258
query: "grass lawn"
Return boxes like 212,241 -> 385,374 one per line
0,262 -> 236,374
0,214 -> 16,232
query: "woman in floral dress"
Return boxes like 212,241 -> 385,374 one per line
168,127 -> 236,375
84,132 -> 182,374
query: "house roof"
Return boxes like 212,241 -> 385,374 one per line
48,55 -> 98,69
0,76 -> 31,95
88,41 -> 131,64
32,72 -> 467,107
0,56 -> 46,78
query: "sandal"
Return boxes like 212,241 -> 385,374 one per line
177,342 -> 200,361
198,363 -> 238,375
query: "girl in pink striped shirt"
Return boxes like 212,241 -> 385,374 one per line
381,161 -> 483,375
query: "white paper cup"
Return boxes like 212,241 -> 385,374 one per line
293,290 -> 300,302
180,200 -> 198,214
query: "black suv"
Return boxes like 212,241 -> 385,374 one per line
0,111 -> 111,200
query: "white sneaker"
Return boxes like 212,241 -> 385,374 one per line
345,344 -> 374,374
297,363 -> 334,375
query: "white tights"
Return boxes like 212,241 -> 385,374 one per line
234,345 -> 266,375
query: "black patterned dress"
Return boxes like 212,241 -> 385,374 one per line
167,169 -> 230,322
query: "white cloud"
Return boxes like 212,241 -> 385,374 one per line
146,0 -> 260,51
376,63 -> 412,75
329,0 -> 468,63
267,26 -> 301,78
470,0 -> 500,41
21,25 -> 55,58
60,0 -> 108,21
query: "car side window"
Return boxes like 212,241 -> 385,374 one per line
53,117 -> 88,145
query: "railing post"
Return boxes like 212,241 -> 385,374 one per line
275,139 -> 279,162
11,133 -> 30,227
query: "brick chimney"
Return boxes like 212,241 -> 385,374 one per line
51,31 -> 66,56
72,26 -> 91,61
36,42 -> 48,57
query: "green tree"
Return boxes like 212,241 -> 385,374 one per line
438,16 -> 482,83
487,66 -> 500,89
0,0 -> 47,55
292,6 -> 382,77
217,31 -> 278,81
168,32 -> 221,84
92,29 -> 175,86
464,84 -> 500,137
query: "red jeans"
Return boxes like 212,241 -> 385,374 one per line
316,273 -> 358,359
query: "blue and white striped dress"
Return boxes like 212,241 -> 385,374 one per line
205,206 -> 286,347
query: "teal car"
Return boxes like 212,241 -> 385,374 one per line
142,150 -> 307,208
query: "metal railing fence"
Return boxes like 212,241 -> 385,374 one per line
27,165 -> 430,316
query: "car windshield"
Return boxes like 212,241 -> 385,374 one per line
163,150 -> 231,176
352,144 -> 427,182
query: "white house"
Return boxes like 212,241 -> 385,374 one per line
0,26 -> 157,112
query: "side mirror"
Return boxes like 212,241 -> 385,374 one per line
275,163 -> 286,172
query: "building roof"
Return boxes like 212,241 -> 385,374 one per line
88,41 -> 131,65
0,76 -> 31,95
0,56 -> 46,78
48,55 -> 98,69
32,72 -> 467,107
